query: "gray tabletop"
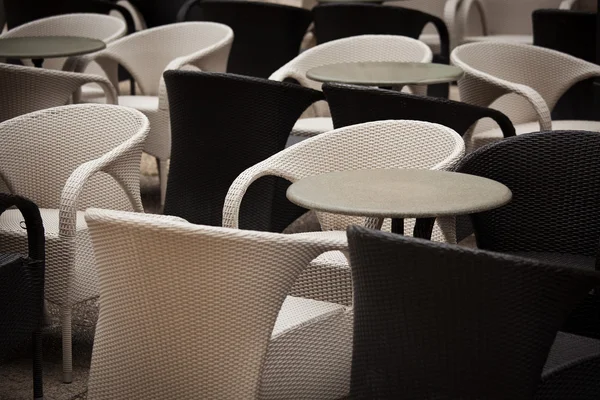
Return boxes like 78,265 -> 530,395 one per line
286,169 -> 512,218
306,61 -> 463,86
0,36 -> 106,59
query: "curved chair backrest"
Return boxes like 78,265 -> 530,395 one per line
323,83 -> 515,138
1,13 -> 126,70
163,70 -> 324,231
313,3 -> 449,62
347,225 -> 600,399
0,104 -> 149,211
0,63 -> 116,123
223,119 -> 464,231
454,130 -> 600,256
85,208 -> 346,399
91,22 -> 233,96
270,34 -> 432,117
533,9 -> 597,121
451,41 -> 600,129
178,0 -> 312,78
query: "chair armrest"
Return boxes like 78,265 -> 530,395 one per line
456,0 -> 488,40
176,0 -> 199,22
59,129 -> 147,237
429,14 -> 451,62
63,51 -> 123,93
90,0 -> 136,34
72,73 -> 118,105
223,162 -> 293,229
453,58 -> 553,131
0,194 -> 44,261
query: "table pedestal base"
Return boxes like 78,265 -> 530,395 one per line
391,217 -> 435,240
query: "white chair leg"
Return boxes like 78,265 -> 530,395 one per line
61,307 -> 73,383
157,158 -> 169,209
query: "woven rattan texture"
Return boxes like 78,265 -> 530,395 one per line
533,9 -> 598,122
347,226 -> 600,400
269,35 -> 432,118
66,21 -> 233,206
179,0 -> 312,78
85,208 -> 348,399
0,13 -> 126,71
324,82 -> 515,137
455,130 -> 600,256
451,41 -> 600,150
223,120 -> 463,304
0,63 -> 117,123
0,104 -> 149,381
164,70 -> 324,231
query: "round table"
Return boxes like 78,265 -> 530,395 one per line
286,169 -> 512,239
306,61 -> 463,90
0,36 -> 106,68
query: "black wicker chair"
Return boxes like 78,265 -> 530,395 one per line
454,130 -> 600,339
126,0 -> 187,28
313,3 -> 450,97
323,82 -> 515,137
347,225 -> 600,400
0,194 -> 45,400
163,70 -> 323,231
533,9 -> 597,121
176,0 -> 312,79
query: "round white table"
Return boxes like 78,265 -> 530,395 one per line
287,169 -> 512,239
306,61 -> 463,90
0,36 -> 106,68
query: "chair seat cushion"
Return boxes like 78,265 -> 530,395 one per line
469,120 -> 600,152
262,295 -> 352,399
463,34 -> 533,45
292,117 -> 334,138
0,209 -> 95,306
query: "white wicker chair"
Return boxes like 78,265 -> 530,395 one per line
65,22 -> 234,208
455,0 -> 576,46
0,104 -> 149,383
85,208 -> 349,399
0,63 -> 117,123
451,41 -> 600,151
269,35 -> 433,139
0,13 -> 126,71
223,120 -> 465,307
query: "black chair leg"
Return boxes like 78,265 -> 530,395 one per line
32,330 -> 43,400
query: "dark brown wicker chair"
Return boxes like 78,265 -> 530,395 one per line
347,225 -> 600,400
